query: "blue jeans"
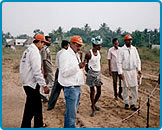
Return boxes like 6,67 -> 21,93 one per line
64,86 -> 81,128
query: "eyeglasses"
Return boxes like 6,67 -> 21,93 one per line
73,42 -> 82,47
41,41 -> 45,44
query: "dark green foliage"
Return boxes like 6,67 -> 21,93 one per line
2,24 -> 160,48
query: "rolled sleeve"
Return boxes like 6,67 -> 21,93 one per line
107,49 -> 111,60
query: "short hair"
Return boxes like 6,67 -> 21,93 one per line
112,38 -> 118,44
33,40 -> 39,44
61,40 -> 69,48
45,36 -> 51,41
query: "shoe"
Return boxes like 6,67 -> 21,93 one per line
34,123 -> 47,128
95,106 -> 101,111
114,97 -> 118,100
90,111 -> 95,117
130,105 -> 137,111
124,104 -> 129,110
118,95 -> 123,100
41,94 -> 48,102
42,123 -> 47,128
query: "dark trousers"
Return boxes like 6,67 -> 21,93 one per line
21,84 -> 43,128
112,72 -> 122,97
48,69 -> 63,110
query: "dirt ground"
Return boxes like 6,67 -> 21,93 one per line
2,57 -> 160,128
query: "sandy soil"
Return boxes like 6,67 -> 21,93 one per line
2,58 -> 160,128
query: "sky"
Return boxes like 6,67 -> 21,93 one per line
2,2 -> 160,37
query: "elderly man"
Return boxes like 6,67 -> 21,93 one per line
85,36 -> 103,117
117,34 -> 142,111
58,36 -> 85,128
20,34 -> 49,128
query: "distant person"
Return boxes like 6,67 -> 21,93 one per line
40,36 -> 54,102
47,40 -> 69,111
84,36 -> 103,117
58,36 -> 85,128
20,34 -> 49,128
117,34 -> 142,111
107,38 -> 123,100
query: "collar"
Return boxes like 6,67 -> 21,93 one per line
123,44 -> 132,50
31,43 -> 39,51
68,46 -> 76,56
113,46 -> 119,50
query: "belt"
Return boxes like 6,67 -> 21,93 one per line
66,86 -> 80,88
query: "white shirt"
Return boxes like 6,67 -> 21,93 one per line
20,43 -> 46,89
58,47 -> 84,87
88,49 -> 101,71
55,49 -> 66,69
117,45 -> 141,75
107,47 -> 121,72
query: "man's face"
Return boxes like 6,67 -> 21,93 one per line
46,38 -> 51,46
94,44 -> 101,50
37,41 -> 45,50
70,42 -> 82,53
125,39 -> 132,47
113,40 -> 119,49
64,45 -> 69,50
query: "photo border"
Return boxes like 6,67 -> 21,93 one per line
0,0 -> 161,129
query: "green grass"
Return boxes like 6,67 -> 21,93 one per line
2,46 -> 26,60
2,45 -> 160,72
139,48 -> 160,63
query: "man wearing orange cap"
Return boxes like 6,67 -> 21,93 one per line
58,36 -> 85,128
20,34 -> 49,128
117,34 -> 142,111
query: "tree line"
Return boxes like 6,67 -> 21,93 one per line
2,23 -> 160,48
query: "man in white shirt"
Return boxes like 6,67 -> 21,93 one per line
47,40 -> 69,111
107,38 -> 123,100
20,34 -> 49,128
117,34 -> 142,111
58,36 -> 85,128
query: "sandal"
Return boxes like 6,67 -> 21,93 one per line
42,123 -> 47,128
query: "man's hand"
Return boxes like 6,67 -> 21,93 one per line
44,73 -> 47,79
43,86 -> 49,94
119,74 -> 124,80
79,62 -> 86,69
109,70 -> 112,76
138,71 -> 142,77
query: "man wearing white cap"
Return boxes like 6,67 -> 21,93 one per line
84,36 -> 103,117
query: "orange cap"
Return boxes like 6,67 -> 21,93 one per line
34,34 -> 49,43
70,36 -> 84,46
124,34 -> 132,41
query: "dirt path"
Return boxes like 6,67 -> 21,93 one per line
2,59 -> 160,128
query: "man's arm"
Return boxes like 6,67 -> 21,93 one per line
117,49 -> 124,80
84,51 -> 91,64
107,49 -> 112,76
135,48 -> 142,76
108,59 -> 112,76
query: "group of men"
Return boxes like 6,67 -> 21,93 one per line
19,33 -> 141,128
